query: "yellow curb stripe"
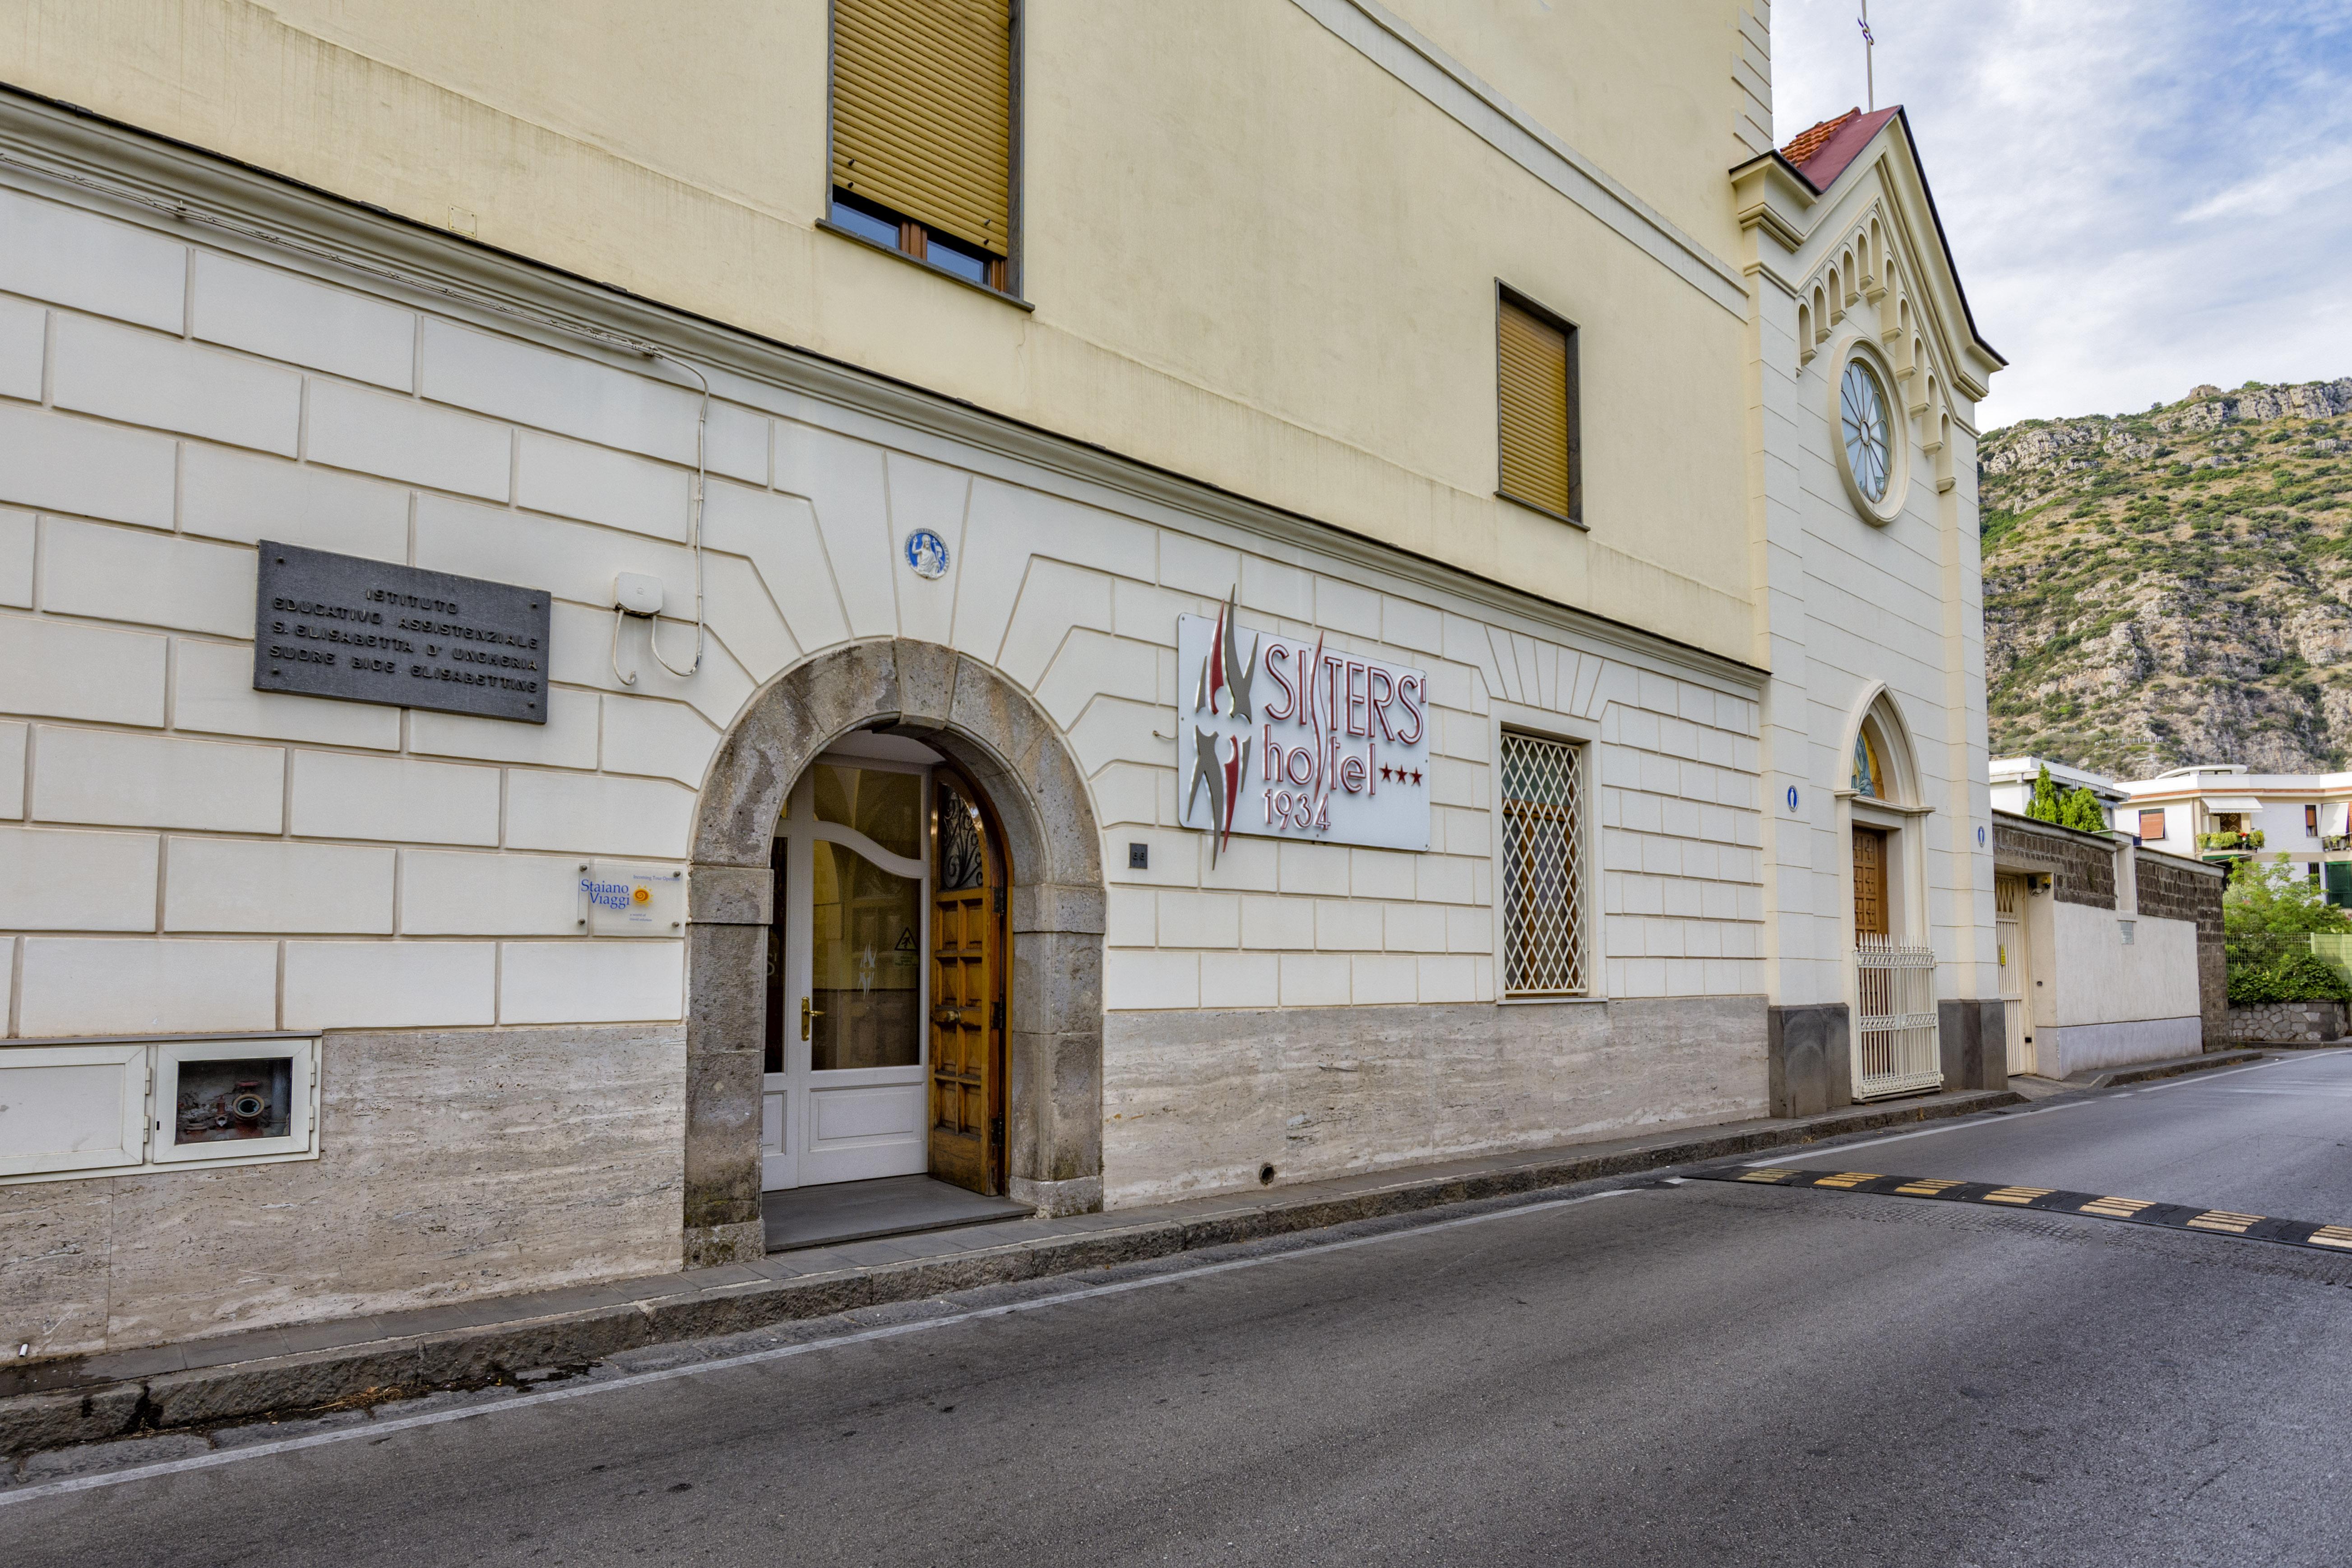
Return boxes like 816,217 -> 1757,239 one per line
1894,1179 -> 1964,1197
2079,1196 -> 2153,1219
1812,1172 -> 1882,1189
2308,1225 -> 2352,1250
1737,1169 -> 1797,1183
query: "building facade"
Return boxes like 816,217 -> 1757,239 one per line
1989,754 -> 2129,829
2123,764 -> 2352,899
0,1 -> 2001,1360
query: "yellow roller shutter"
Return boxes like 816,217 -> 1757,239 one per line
1498,299 -> 1572,518
832,0 -> 1014,257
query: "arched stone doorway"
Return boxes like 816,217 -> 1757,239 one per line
683,640 -> 1105,1265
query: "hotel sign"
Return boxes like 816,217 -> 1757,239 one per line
253,541 -> 552,723
1176,592 -> 1431,858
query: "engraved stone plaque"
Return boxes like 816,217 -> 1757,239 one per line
253,541 -> 552,722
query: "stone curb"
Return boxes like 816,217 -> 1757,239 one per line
0,1087 -> 2019,1458
2066,1049 -> 2270,1090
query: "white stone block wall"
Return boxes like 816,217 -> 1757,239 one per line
1749,179 -> 1996,1019
0,177 -> 1769,1048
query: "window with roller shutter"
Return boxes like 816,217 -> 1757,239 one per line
828,0 -> 1018,296
1495,289 -> 1581,526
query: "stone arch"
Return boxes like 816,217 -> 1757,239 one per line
681,638 -> 1107,1264
1841,681 -> 1924,809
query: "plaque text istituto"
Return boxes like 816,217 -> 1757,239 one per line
253,541 -> 553,723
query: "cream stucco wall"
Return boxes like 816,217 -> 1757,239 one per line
0,0 -> 1761,662
2045,901 -> 2199,1034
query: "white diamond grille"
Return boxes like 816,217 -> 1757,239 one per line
1501,732 -> 1586,995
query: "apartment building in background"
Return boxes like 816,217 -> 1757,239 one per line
0,1 -> 2002,1361
2125,764 -> 2352,898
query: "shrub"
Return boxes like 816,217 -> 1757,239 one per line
2225,863 -> 2352,1002
2228,948 -> 2352,1004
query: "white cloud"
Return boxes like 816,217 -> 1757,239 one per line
1770,0 -> 2352,426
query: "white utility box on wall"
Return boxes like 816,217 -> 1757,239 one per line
0,1035 -> 322,1184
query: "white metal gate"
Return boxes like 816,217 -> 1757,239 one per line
1853,933 -> 1943,1099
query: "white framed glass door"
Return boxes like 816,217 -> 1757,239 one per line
762,754 -> 932,1190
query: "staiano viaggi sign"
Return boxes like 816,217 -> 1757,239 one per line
1176,590 -> 1431,860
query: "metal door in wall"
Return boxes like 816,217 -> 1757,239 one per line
927,768 -> 1005,1194
1995,874 -> 2032,1077
760,757 -> 932,1190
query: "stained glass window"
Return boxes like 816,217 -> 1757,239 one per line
1852,728 -> 1884,798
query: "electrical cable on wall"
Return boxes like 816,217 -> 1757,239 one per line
644,352 -> 708,679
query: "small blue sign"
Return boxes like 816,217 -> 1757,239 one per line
903,528 -> 950,580
1978,825 -> 1987,847
1786,785 -> 1800,812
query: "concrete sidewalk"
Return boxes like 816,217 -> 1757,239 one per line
1,1085 -> 2068,1456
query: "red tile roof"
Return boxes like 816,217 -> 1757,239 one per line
1779,106 -> 1901,191
1780,110 -> 1858,171
1766,106 -> 2006,367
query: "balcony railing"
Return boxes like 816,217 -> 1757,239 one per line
2196,830 -> 2263,853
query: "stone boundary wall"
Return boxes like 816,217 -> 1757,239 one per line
2223,1000 -> 2345,1044
1991,811 -> 2116,909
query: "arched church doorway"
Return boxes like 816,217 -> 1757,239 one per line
1843,689 -> 1941,1101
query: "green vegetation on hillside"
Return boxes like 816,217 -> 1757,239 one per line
1979,379 -> 2352,775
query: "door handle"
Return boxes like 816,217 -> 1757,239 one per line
931,1004 -> 964,1027
801,996 -> 823,1041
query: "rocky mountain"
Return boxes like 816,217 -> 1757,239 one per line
1980,377 -> 2352,776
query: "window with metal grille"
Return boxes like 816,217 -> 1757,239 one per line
1500,731 -> 1587,995
1496,290 -> 1581,526
829,0 -> 1016,294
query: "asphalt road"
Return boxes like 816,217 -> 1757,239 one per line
10,1051 -> 2352,1567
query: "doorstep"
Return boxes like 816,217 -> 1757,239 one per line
0,1085 -> 2020,1457
763,1175 -> 1032,1252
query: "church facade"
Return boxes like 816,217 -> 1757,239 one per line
0,3 -> 1999,1360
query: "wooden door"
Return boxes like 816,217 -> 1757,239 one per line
1852,827 -> 1889,937
929,769 -> 1005,1194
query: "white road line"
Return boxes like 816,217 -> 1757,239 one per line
2127,1059 -> 2290,1094
1736,1056 -> 2316,1170
1740,1101 -> 2093,1166
0,1187 -> 1643,1508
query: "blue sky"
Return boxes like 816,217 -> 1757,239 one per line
1770,0 -> 2352,430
